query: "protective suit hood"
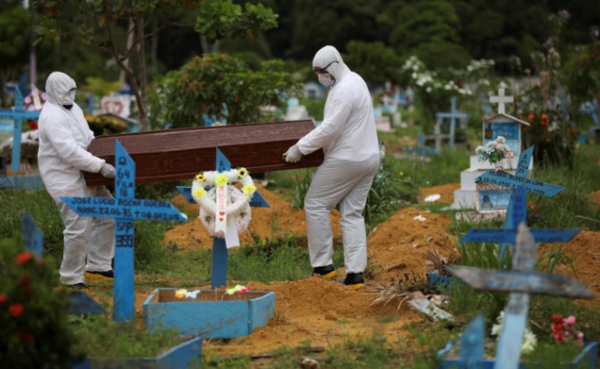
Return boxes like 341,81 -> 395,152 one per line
312,46 -> 351,85
46,72 -> 77,106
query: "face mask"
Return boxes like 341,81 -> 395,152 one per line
318,74 -> 335,87
62,90 -> 76,110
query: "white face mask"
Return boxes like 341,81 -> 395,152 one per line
318,74 -> 335,87
62,90 -> 76,107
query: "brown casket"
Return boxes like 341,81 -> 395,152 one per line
84,120 -> 324,186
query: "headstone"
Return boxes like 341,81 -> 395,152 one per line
435,97 -> 469,149
60,141 -> 187,321
101,93 -> 131,118
451,89 -> 531,211
375,116 -> 395,133
0,87 -> 41,172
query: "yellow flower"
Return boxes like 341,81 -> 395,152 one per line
237,167 -> 249,178
215,173 -> 228,187
195,173 -> 206,183
175,289 -> 187,299
193,187 -> 207,199
242,184 -> 257,196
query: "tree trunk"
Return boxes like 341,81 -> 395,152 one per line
119,18 -> 135,84
136,14 -> 149,131
200,35 -> 209,55
151,18 -> 158,73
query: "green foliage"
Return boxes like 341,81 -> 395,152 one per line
562,30 -> 600,116
196,0 -> 278,44
81,77 -> 122,98
149,54 -> 302,128
85,115 -> 127,136
364,159 -> 409,227
0,5 -> 30,107
290,169 -> 314,210
298,97 -> 326,121
0,236 -> 83,368
343,41 -> 402,85
70,315 -> 183,359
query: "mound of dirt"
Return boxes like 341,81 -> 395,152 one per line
539,229 -> 600,298
367,208 -> 455,282
419,183 -> 460,204
590,189 -> 600,210
165,185 -> 342,250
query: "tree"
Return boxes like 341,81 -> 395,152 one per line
36,0 -> 278,131
149,53 -> 302,128
342,41 -> 402,86
0,6 -> 30,107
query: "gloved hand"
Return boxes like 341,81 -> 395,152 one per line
100,163 -> 116,178
283,144 -> 302,164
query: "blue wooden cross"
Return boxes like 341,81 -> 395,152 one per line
60,141 -> 187,321
436,97 -> 469,149
176,148 -> 270,290
581,100 -> 599,125
87,95 -> 97,116
0,87 -> 41,173
448,221 -> 593,369
457,314 -> 485,368
20,211 -> 107,315
404,132 -> 439,156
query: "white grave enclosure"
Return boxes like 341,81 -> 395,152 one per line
451,89 -> 533,210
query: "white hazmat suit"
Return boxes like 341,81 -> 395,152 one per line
290,46 -> 380,279
38,72 -> 115,286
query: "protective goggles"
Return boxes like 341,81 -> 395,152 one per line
313,61 -> 339,74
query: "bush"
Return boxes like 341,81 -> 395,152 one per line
0,236 -> 83,368
85,115 -> 126,137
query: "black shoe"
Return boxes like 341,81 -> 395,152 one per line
68,283 -> 89,290
85,270 -> 114,280
344,273 -> 365,290
312,265 -> 337,280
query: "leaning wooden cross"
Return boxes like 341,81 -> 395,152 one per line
20,211 -> 106,315
448,188 -> 593,369
404,132 -> 439,156
60,141 -> 187,321
0,87 -> 40,173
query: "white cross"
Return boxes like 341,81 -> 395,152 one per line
490,88 -> 514,115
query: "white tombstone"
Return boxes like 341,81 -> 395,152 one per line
101,93 -> 131,118
451,88 -> 533,212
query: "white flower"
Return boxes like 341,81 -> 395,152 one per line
412,65 -> 418,71
413,215 -> 426,222
185,290 -> 201,299
486,141 -> 496,147
444,85 -> 451,90
412,73 -> 417,79
426,87 -> 432,93
497,136 -> 506,143
491,323 -> 502,336
495,143 -> 504,150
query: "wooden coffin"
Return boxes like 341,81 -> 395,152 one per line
84,120 -> 324,186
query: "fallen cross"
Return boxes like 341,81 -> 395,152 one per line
60,141 -> 187,322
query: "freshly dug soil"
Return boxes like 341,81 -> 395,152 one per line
165,185 -> 342,250
419,183 -> 460,204
367,207 -> 456,282
539,229 -> 600,298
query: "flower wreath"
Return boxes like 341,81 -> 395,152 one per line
191,167 -> 257,238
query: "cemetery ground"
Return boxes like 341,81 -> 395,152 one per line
2,129 -> 600,368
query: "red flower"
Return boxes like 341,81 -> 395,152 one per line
9,303 -> 24,318
527,114 -> 534,122
574,146 -> 579,151
28,121 -> 38,130
15,252 -> 33,265
552,315 -> 564,324
546,138 -> 550,143
17,329 -> 34,342
528,202 -> 534,208
0,294 -> 6,304
19,275 -> 32,285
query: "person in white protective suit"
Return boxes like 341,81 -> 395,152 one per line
283,46 -> 380,290
38,72 -> 117,290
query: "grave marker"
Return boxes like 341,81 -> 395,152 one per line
0,87 -> 40,172
448,189 -> 593,369
404,132 -> 439,156
60,141 -> 187,321
489,88 -> 514,115
177,148 -> 271,290
458,314 -> 485,369
435,97 -> 469,149
19,211 -> 106,315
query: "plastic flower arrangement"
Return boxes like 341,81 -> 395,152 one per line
475,136 -> 514,170
492,311 -> 537,354
551,315 -> 584,346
